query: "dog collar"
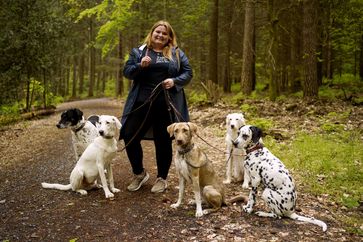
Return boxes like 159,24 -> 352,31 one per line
73,122 -> 86,133
102,135 -> 114,139
246,143 -> 264,154
177,143 -> 194,155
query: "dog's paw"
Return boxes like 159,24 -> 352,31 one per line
202,210 -> 210,215
105,192 -> 114,199
94,184 -> 102,189
242,182 -> 249,189
195,210 -> 204,218
111,188 -> 120,193
242,205 -> 253,214
170,203 -> 180,209
223,179 -> 231,184
187,199 -> 196,205
77,189 -> 88,195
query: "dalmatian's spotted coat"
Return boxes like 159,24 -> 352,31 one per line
235,125 -> 327,232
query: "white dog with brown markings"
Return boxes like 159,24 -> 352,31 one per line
167,122 -> 226,217
42,115 -> 122,199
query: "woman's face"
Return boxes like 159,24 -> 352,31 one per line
151,25 -> 169,48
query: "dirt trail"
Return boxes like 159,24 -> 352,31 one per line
0,98 -> 360,241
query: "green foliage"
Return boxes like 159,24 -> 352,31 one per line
186,90 -> 208,106
319,109 -> 351,134
320,122 -> 344,133
230,82 -> 241,93
0,103 -> 21,126
248,118 -> 274,131
104,79 -> 113,97
318,74 -> 363,101
0,103 -> 21,115
239,103 -> 257,117
231,92 -> 245,104
267,132 -> 363,209
78,0 -> 134,57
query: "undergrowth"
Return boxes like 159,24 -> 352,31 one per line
265,130 -> 363,235
265,131 -> 363,209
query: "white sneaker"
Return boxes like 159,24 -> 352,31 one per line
151,177 -> 168,193
127,170 -> 149,191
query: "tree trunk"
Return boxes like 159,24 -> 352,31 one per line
241,0 -> 255,95
43,68 -> 47,109
290,3 -> 302,93
360,33 -> 363,80
72,55 -> 77,98
302,0 -> 319,98
116,31 -> 124,97
223,0 -> 234,93
66,58 -> 70,96
25,73 -> 31,112
324,2 -> 333,79
79,53 -> 85,95
267,0 -> 278,100
88,16 -> 96,97
208,0 -> 219,85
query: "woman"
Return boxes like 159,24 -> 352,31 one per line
120,20 -> 193,193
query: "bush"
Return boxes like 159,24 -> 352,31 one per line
186,90 -> 208,106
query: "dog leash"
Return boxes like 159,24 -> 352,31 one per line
178,144 -> 210,169
118,82 -> 164,152
163,92 -> 246,158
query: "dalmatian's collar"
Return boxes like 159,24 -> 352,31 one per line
178,143 -> 195,155
246,142 -> 264,154
72,120 -> 86,133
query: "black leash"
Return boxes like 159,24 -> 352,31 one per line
118,82 -> 164,152
163,92 -> 246,159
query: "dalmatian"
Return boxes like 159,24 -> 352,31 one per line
234,125 -> 327,232
224,113 -> 250,187
56,108 -> 99,161
42,115 -> 122,199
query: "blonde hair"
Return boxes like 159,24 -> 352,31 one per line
143,20 -> 178,60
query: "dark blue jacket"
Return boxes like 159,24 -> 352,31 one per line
120,44 -> 193,140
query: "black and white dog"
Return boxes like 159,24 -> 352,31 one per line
56,108 -> 99,161
43,115 -> 122,199
235,125 -> 327,232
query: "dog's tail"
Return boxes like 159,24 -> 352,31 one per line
289,213 -> 327,232
227,194 -> 248,204
41,182 -> 72,191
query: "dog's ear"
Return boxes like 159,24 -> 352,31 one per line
187,122 -> 198,134
167,123 -> 176,137
113,117 -> 122,130
226,114 -> 230,125
250,126 -> 262,143
74,108 -> 83,119
239,113 -> 246,124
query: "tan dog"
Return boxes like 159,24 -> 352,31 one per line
167,122 -> 225,217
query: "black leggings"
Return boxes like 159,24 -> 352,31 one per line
123,94 -> 173,179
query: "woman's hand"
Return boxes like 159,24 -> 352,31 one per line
140,56 -> 151,68
163,78 -> 174,89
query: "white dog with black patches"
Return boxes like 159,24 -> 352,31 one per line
56,108 -> 99,161
42,115 -> 122,199
235,125 -> 327,232
224,113 -> 249,187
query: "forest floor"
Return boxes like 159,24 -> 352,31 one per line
0,98 -> 362,242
